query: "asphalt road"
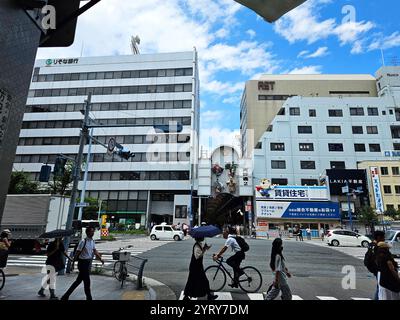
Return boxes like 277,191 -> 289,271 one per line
139,237 -> 376,300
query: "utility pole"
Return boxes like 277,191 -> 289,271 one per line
346,180 -> 353,231
63,93 -> 92,255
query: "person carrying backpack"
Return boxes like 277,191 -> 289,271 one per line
364,230 -> 385,300
213,226 -> 246,288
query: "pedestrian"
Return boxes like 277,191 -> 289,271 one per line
183,237 -> 218,300
0,229 -> 12,268
182,223 -> 189,237
37,237 -> 70,300
265,238 -> 292,300
375,238 -> 400,300
298,228 -> 303,241
213,226 -> 245,288
61,227 -> 104,300
320,228 -> 325,241
364,230 -> 385,300
306,227 -> 311,240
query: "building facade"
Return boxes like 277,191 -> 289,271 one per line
240,74 -> 378,155
14,51 -> 200,228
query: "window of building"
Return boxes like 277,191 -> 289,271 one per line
271,160 -> 286,169
299,143 -> 314,151
380,167 -> 389,175
270,143 -> 285,151
289,107 -> 300,116
298,126 -> 312,134
394,185 -> 400,194
271,178 -> 288,185
354,144 -> 366,152
328,143 -> 344,152
328,109 -> 343,117
366,126 -> 378,134
300,161 -> 316,170
369,144 -> 381,152
352,126 -> 363,134
309,109 -> 316,117
383,185 -> 392,194
327,126 -> 341,134
394,143 -> 400,151
392,167 -> 400,176
330,161 -> 346,169
367,107 -> 379,116
350,107 -> 364,116
175,205 -> 188,219
301,179 -> 318,186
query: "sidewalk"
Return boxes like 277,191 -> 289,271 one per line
0,269 -> 175,300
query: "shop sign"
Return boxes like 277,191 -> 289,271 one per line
256,201 -> 340,219
326,169 -> 367,195
370,167 -> 384,214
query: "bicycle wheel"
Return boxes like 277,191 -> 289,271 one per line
120,265 -> 127,288
0,269 -> 4,291
113,262 -> 123,280
238,266 -> 262,293
204,265 -> 226,292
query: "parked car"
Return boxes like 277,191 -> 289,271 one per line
385,229 -> 400,257
150,224 -> 184,241
326,229 -> 371,247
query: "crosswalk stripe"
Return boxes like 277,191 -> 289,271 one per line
292,295 -> 304,300
6,263 -> 44,267
317,296 -> 338,300
178,292 -> 197,300
247,293 -> 264,300
214,292 -> 232,300
351,297 -> 371,300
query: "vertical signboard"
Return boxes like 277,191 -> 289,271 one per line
370,167 -> 384,213
0,88 -> 11,149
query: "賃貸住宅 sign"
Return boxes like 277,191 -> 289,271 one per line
255,183 -> 329,201
383,150 -> 400,158
45,58 -> 79,66
0,88 -> 12,148
325,169 -> 368,196
370,167 -> 385,214
255,201 -> 340,220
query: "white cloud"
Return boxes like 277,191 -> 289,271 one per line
299,47 -> 329,59
246,29 -> 256,39
200,128 -> 241,155
222,96 -> 241,105
201,110 -> 224,123
368,32 -> 400,51
288,66 -> 323,74
202,80 -> 244,95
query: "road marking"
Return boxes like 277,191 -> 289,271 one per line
351,297 -> 371,300
317,296 -> 338,300
292,295 -> 304,300
247,293 -> 264,300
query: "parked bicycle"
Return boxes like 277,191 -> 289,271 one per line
112,245 -> 133,288
0,268 -> 5,291
205,256 -> 262,293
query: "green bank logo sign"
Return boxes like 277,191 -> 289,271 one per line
46,58 -> 79,66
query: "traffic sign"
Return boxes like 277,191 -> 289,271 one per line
75,202 -> 89,208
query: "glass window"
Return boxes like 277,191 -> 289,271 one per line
330,161 -> 346,169
300,161 -> 316,169
175,206 -> 187,219
175,69 -> 184,76
298,126 -> 312,134
271,160 -> 286,169
139,70 -> 148,78
112,87 -> 120,95
309,109 -> 316,117
184,84 -> 192,92
326,126 -> 341,134
88,72 -> 96,80
395,186 -> 400,194
328,143 -> 344,152
380,167 -> 389,175
350,107 -> 364,116
328,109 -> 343,117
270,178 -> 288,185
270,143 -> 285,151
301,179 -> 318,186
148,70 -> 157,77
354,144 -> 366,152
289,107 -> 300,116
366,126 -> 378,134
383,185 -> 392,194
392,167 -> 400,175
352,126 -> 363,134
166,69 -> 175,77
122,71 -> 131,78
184,68 -> 193,76
299,143 -> 314,151
367,107 -> 379,116
174,84 -> 184,92
79,73 -> 88,80
105,72 -> 113,79
369,144 -> 381,152
157,69 -> 166,77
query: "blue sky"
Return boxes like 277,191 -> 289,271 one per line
37,0 -> 400,152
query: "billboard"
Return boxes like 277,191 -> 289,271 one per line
255,181 -> 329,201
370,167 -> 384,214
326,169 -> 368,195
256,201 -> 340,220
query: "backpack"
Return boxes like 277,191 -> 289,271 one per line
364,243 -> 378,275
235,236 -> 249,252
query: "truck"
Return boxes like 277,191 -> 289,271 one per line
0,194 -> 70,253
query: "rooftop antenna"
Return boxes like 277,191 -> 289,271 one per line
380,49 -> 385,66
131,35 -> 140,55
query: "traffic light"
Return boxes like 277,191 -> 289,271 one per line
53,157 -> 67,177
117,150 -> 135,161
39,165 -> 51,182
234,0 -> 307,22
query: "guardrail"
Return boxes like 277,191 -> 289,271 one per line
126,256 -> 148,289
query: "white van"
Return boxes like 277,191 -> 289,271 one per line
385,229 -> 400,257
150,224 -> 184,241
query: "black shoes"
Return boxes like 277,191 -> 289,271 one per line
228,281 -> 239,288
37,288 -> 46,298
207,294 -> 218,300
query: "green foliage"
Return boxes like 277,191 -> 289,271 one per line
76,197 -> 108,220
384,207 -> 399,219
357,206 -> 379,227
101,235 -> 117,241
8,171 -> 40,194
48,160 -> 74,195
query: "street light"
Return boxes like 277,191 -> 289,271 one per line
233,0 -> 308,22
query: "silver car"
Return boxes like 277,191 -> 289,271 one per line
385,229 -> 400,257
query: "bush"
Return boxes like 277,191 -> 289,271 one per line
101,235 -> 117,241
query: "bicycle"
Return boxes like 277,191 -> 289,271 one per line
0,268 -> 4,291
205,256 -> 262,293
112,245 -> 132,288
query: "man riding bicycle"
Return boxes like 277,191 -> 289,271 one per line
213,226 -> 245,288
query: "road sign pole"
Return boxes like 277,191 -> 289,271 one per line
62,93 -> 92,269
78,127 -> 93,220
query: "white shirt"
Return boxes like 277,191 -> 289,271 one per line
194,242 -> 204,260
225,235 -> 241,253
77,238 -> 96,260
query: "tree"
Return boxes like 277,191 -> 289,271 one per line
8,171 -> 40,194
384,207 -> 398,219
357,206 -> 379,233
76,197 -> 108,220
48,160 -> 73,195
